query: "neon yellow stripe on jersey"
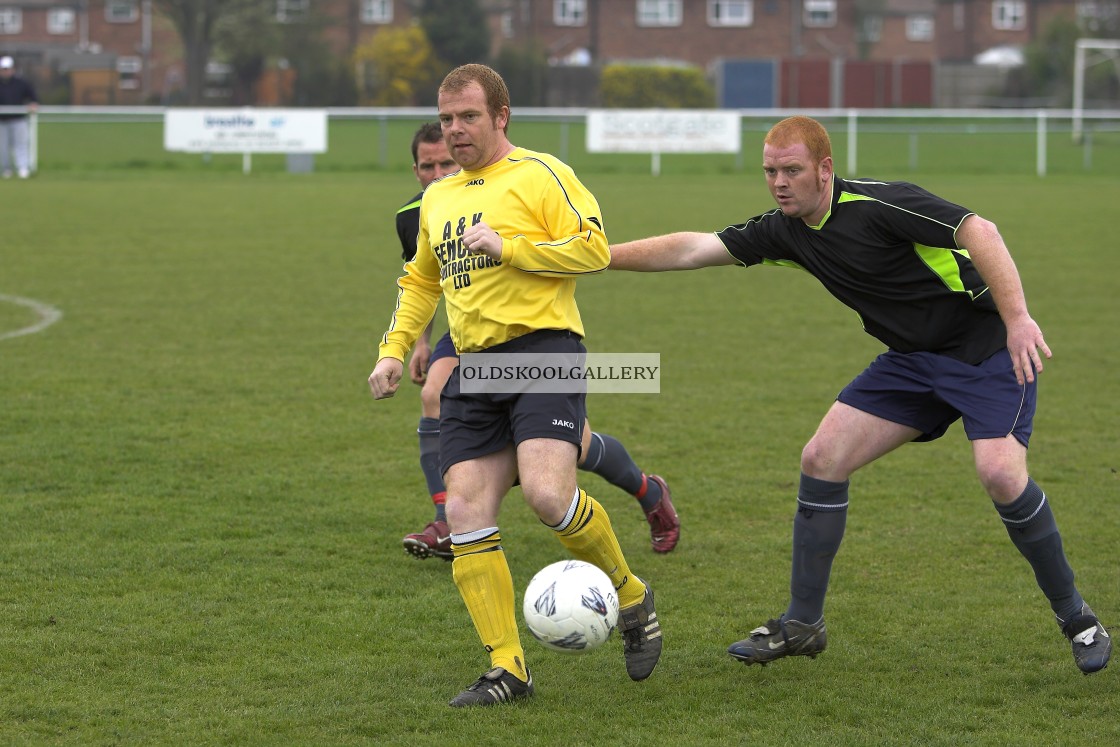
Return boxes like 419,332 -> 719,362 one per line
838,190 -> 960,231
913,244 -> 971,296
762,258 -> 809,272
837,190 -> 974,296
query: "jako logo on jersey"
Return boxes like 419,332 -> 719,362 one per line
465,178 -> 485,187
552,419 -> 575,429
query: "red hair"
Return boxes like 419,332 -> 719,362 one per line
765,116 -> 832,164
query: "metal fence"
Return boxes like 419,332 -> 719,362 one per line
6,105 -> 1120,177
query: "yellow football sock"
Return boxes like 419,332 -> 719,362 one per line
451,528 -> 528,682
553,489 -> 647,608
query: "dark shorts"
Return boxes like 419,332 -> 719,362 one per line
439,329 -> 586,475
431,331 -> 457,364
837,349 -> 1036,446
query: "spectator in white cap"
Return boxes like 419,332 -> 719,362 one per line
0,55 -> 39,179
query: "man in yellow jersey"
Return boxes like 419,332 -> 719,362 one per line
398,126 -> 680,563
369,64 -> 663,707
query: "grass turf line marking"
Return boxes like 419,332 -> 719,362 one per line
0,293 -> 63,341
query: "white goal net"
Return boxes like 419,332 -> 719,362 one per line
1072,37 -> 1120,142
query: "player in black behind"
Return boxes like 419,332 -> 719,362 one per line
608,115 -> 1110,675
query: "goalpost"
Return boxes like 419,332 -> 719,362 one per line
1072,37 -> 1120,143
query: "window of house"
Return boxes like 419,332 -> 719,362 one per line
554,0 -> 586,26
637,0 -> 682,27
117,56 -> 141,89
953,0 -> 966,30
276,0 -> 309,23
0,7 -> 22,33
803,0 -> 836,28
708,0 -> 752,27
105,0 -> 137,23
1077,1 -> 1116,31
992,0 -> 1026,30
501,10 -> 514,37
48,7 -> 75,34
360,0 -> 391,24
906,14 -> 934,41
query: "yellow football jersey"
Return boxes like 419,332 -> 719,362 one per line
379,146 -> 608,360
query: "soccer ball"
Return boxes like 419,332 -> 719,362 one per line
522,560 -> 619,654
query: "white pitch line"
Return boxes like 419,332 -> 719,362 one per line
0,293 -> 63,341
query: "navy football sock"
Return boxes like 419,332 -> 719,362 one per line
418,416 -> 446,521
786,474 -> 849,624
579,432 -> 661,511
994,478 -> 1083,621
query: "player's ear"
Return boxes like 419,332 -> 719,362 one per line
819,155 -> 834,182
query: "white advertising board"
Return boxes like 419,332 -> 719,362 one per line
164,109 -> 327,154
586,109 -> 741,154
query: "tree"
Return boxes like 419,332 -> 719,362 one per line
853,0 -> 887,61
1003,8 -> 1120,106
493,42 -> 549,107
276,9 -> 357,106
1007,17 -> 1087,105
419,0 -> 490,68
154,0 -> 269,105
213,0 -> 280,104
352,25 -> 444,106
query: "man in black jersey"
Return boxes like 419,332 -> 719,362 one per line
395,123 -> 680,561
395,122 -> 465,560
608,115 -> 1110,675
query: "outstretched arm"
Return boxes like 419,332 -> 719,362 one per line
957,214 -> 1051,385
608,232 -> 737,271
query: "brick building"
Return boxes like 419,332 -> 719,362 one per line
503,0 -> 1084,65
0,0 -> 1100,105
0,0 -> 182,103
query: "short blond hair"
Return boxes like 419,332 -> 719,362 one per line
765,116 -> 832,165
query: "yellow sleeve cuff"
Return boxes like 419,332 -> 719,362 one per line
377,344 -> 408,364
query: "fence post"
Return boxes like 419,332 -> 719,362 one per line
379,115 -> 389,169
1036,109 -> 1046,177
847,109 -> 857,176
29,111 -> 37,173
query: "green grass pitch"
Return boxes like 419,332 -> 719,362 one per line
0,157 -> 1118,744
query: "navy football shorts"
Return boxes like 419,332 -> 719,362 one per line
837,348 -> 1036,446
438,329 -> 586,475
430,331 -> 457,364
